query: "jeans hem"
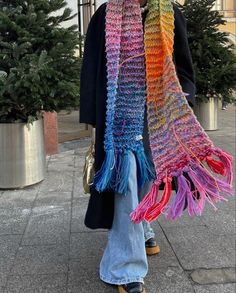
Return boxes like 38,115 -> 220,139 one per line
144,231 -> 155,242
100,274 -> 144,285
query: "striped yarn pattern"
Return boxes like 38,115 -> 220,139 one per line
110,0 -> 146,150
93,0 -> 155,194
144,0 -> 213,184
93,0 -> 234,222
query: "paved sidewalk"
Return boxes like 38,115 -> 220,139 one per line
0,106 -> 235,293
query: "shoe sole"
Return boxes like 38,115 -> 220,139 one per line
146,245 -> 160,256
118,286 -> 146,293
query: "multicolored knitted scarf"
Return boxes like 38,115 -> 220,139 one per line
93,0 -> 234,223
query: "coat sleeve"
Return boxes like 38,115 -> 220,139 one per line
173,5 -> 196,108
79,4 -> 106,126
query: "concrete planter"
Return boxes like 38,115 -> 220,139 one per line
0,119 -> 46,189
194,97 -> 219,130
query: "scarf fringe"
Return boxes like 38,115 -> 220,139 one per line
130,181 -> 159,224
134,149 -> 156,188
111,151 -> 131,195
131,147 -> 234,223
94,148 -> 155,195
211,147 -> 234,185
166,174 -> 197,220
93,149 -> 115,192
131,175 -> 172,224
144,176 -> 172,223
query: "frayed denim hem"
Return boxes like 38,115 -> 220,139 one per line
144,231 -> 155,242
100,274 -> 144,286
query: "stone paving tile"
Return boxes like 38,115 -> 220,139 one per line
74,146 -> 88,170
0,235 -> 22,288
21,210 -> 71,245
0,271 -> 8,288
47,162 -> 76,173
215,196 -> 236,211
34,191 -> 72,208
190,267 -> 236,285
4,273 -> 67,293
47,151 -> 75,173
0,235 -> 22,260
161,225 -> 235,270
201,205 -> 236,236
69,232 -> 107,262
0,262 -> 14,289
59,138 -> 90,153
73,171 -> 87,198
0,190 -> 38,209
74,145 -> 90,157
39,171 -> 73,193
50,150 -> 75,160
157,210 -> 205,229
145,221 -> 181,269
193,283 -> 236,293
67,261 -> 117,293
0,189 -> 38,235
145,267 -> 194,293
0,208 -> 31,235
11,244 -> 68,275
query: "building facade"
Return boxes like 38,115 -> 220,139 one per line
216,0 -> 236,48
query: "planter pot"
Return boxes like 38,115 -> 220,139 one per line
194,97 -> 219,130
0,119 -> 46,189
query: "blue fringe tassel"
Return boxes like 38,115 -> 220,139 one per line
94,148 -> 154,195
135,149 -> 156,188
113,151 -> 131,195
94,149 -> 131,195
93,149 -> 115,192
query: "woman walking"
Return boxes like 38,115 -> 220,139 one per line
79,1 -> 234,292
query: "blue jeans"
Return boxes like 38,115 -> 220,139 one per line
100,111 -> 155,285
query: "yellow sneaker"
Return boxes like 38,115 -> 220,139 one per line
145,238 -> 160,256
118,282 -> 146,293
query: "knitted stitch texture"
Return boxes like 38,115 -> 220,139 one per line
93,0 -> 234,223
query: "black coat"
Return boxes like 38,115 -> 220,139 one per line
79,3 -> 196,230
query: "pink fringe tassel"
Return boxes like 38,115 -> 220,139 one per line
130,181 -> 159,224
144,176 -> 172,222
166,174 -> 199,220
188,162 -> 234,213
166,149 -> 234,220
212,147 -> 234,185
205,156 -> 226,176
131,147 -> 234,224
